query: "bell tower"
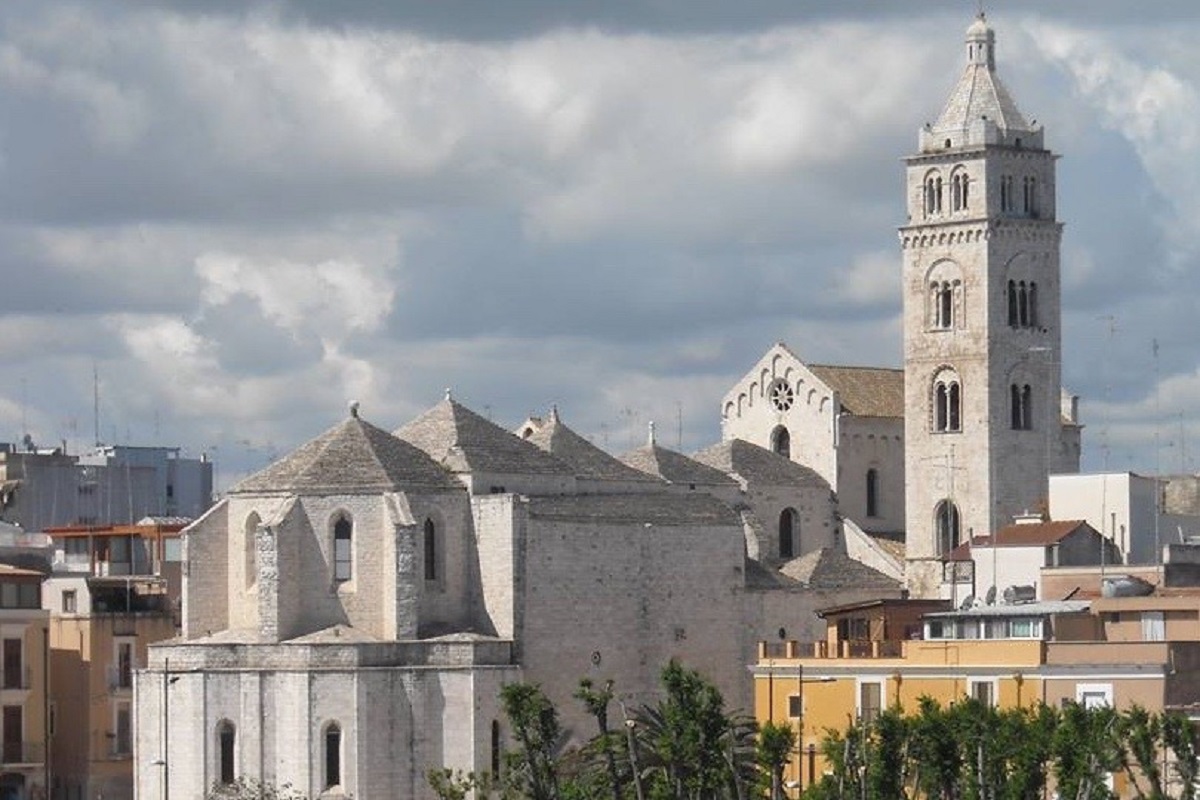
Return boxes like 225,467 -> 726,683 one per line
901,15 -> 1076,597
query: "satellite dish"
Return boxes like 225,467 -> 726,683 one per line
959,594 -> 975,610
985,586 -> 997,605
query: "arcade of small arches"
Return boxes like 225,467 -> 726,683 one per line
723,378 -> 831,420
922,167 -> 972,217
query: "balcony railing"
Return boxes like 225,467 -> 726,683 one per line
758,640 -> 904,660
1,740 -> 44,765
0,666 -> 31,691
105,665 -> 134,691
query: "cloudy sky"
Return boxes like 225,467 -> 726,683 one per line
2,1 -> 1199,489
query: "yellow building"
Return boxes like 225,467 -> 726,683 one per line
0,565 -> 49,800
44,524 -> 180,800
753,593 -> 1200,797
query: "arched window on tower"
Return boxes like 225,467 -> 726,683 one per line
1008,281 -> 1039,329
216,721 -> 236,786
1018,281 -> 1029,327
962,174 -> 969,208
935,177 -> 944,213
1028,283 -> 1038,327
333,515 -> 352,582
424,519 -> 438,582
1011,384 -> 1033,430
952,174 -> 962,211
324,722 -> 342,789
1000,175 -> 1014,212
1008,281 -> 1019,327
771,426 -> 791,459
779,508 -> 798,560
866,469 -> 879,518
935,500 -> 961,556
934,373 -> 962,433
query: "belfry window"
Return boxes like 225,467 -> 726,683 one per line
324,723 -> 342,789
1011,384 -> 1032,430
779,508 -> 798,560
924,174 -> 944,216
1023,177 -> 1037,215
333,516 -> 352,582
936,500 -> 961,556
934,376 -> 961,433
951,173 -> 969,211
1000,175 -> 1014,212
1007,281 -> 1038,329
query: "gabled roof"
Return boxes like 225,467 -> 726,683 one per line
691,439 -> 828,488
395,397 -> 574,477
232,412 -> 460,495
620,442 -> 738,488
779,548 -> 901,592
807,364 -> 904,418
521,409 -> 660,484
986,520 -> 1095,548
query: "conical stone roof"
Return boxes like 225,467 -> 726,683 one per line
522,409 -> 660,484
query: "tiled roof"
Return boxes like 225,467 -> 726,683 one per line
807,365 -> 904,418
232,414 -> 461,495
395,398 -> 574,476
779,547 -> 901,591
691,439 -> 828,488
521,411 -> 660,484
527,493 -> 740,527
986,520 -> 1093,548
620,444 -> 738,488
744,558 -> 800,590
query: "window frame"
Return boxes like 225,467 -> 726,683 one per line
332,514 -> 353,584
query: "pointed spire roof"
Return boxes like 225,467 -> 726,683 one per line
620,441 -> 738,488
395,397 -> 574,476
232,411 -> 460,495
922,15 -> 1041,152
520,410 -> 660,484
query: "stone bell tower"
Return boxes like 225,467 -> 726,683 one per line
901,15 -> 1075,597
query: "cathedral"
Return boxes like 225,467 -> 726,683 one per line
135,15 -> 1081,799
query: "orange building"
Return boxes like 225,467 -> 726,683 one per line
0,565 -> 49,800
754,588 -> 1200,797
44,523 -> 181,800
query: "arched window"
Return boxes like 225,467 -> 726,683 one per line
424,519 -> 438,581
952,174 -> 962,211
778,508 -> 797,560
324,723 -> 342,789
244,512 -> 260,590
933,373 -> 962,433
866,469 -> 879,518
491,720 -> 502,775
935,177 -> 943,213
333,515 -> 352,582
935,501 -> 961,556
1018,281 -> 1030,327
1008,281 -> 1018,327
1028,282 -> 1038,327
1000,175 -> 1014,212
217,721 -> 236,785
1010,384 -> 1033,430
961,174 -> 969,208
939,282 -> 953,328
771,426 -> 791,459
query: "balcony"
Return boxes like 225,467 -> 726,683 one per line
105,665 -> 134,692
0,666 -> 31,692
1,741 -> 44,766
759,640 -> 904,660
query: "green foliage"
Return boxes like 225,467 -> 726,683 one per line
206,778 -> 313,800
756,721 -> 796,800
802,698 -> 1198,800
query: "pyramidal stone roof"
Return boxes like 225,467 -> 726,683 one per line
521,408 -> 660,484
620,435 -> 738,488
927,15 -> 1038,149
395,396 -> 574,476
692,439 -> 829,488
232,410 -> 461,495
780,547 -> 901,592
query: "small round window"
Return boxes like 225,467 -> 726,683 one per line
769,379 -> 795,412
